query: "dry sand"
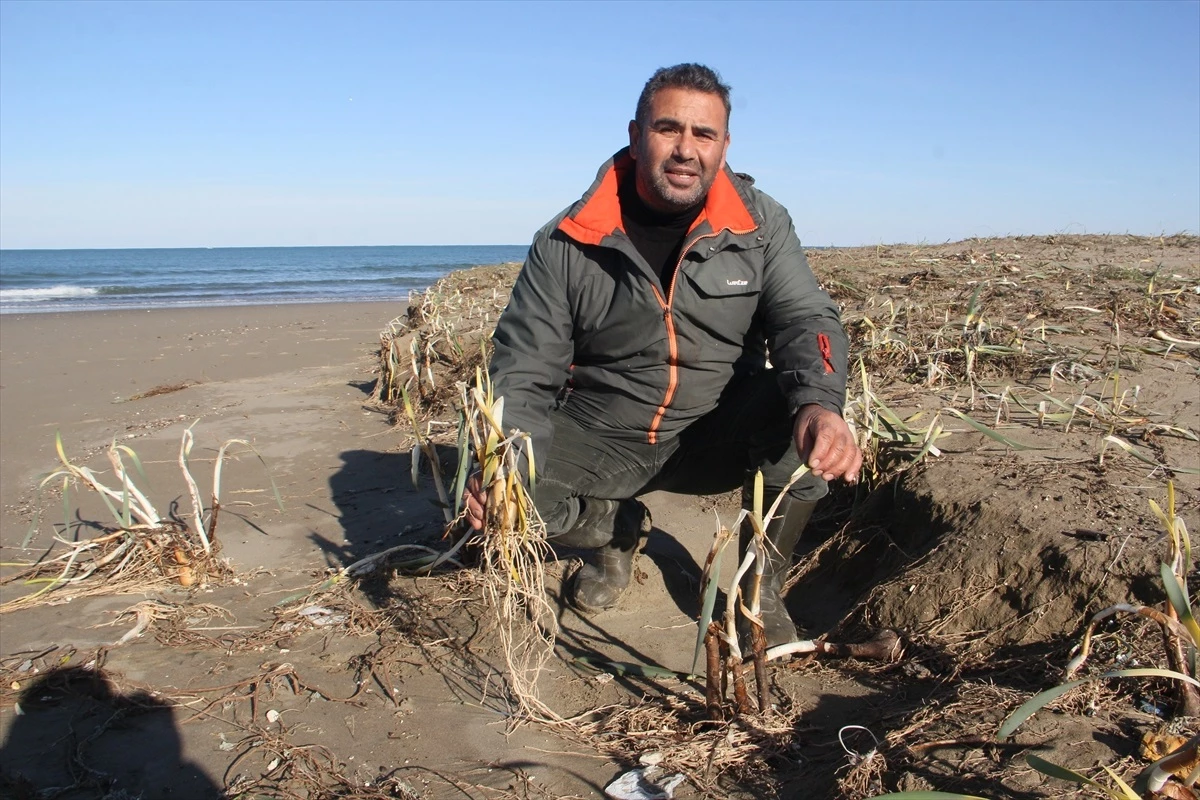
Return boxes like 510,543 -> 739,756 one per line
0,302 -> 675,799
1,235 -> 1197,799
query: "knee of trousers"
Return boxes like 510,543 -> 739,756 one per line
529,479 -> 583,537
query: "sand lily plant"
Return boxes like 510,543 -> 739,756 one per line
1,425 -> 280,613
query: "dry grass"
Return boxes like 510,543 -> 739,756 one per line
373,262 -> 520,420
9,239 -> 1189,798
0,522 -> 230,614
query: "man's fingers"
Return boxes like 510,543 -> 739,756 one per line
794,406 -> 863,484
806,429 -> 832,469
465,474 -> 485,530
806,424 -> 862,482
820,432 -> 861,478
823,444 -> 858,482
466,495 -> 484,530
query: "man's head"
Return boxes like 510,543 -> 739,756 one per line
628,64 -> 732,213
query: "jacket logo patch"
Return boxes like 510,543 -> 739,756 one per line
726,279 -> 748,286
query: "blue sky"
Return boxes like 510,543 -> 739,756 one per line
1,0 -> 1197,249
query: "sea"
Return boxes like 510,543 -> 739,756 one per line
0,245 -> 529,314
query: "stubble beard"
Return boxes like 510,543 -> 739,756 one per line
642,159 -> 713,212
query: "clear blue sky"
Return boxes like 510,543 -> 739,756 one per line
1,0 -> 1197,249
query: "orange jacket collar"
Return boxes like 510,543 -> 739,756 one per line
558,149 -> 759,247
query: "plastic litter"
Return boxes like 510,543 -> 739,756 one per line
297,605 -> 348,626
604,766 -> 686,800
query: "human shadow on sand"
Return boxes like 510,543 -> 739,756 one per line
0,665 -> 221,799
320,446 -> 452,604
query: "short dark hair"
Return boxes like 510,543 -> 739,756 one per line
635,63 -> 732,128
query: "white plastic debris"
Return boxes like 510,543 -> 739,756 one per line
604,766 -> 686,800
266,709 -> 281,724
297,605 -> 348,626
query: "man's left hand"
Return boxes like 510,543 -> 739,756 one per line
793,404 -> 862,484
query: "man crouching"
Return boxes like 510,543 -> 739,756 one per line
465,63 -> 861,648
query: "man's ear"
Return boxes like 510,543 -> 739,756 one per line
719,131 -> 731,171
627,119 -> 640,159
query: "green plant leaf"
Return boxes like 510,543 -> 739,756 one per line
1000,668 -> 1200,739
998,677 -> 1087,739
59,475 -> 70,544
215,439 -> 285,513
1098,765 -> 1140,800
452,408 -> 470,517
55,430 -> 69,467
1025,755 -> 1107,791
692,539 -> 728,676
943,408 -> 1040,450
410,443 -> 421,489
114,444 -> 150,486
1102,435 -> 1200,475
907,418 -> 944,466
1160,563 -> 1200,646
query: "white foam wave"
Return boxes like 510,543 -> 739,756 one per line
0,285 -> 100,302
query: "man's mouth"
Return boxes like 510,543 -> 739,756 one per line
665,168 -> 699,186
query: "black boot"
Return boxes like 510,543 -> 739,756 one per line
569,499 -> 652,614
551,497 -> 620,549
739,496 -> 816,648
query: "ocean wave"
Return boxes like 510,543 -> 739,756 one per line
0,285 -> 100,302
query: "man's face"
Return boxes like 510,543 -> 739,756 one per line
628,87 -> 730,213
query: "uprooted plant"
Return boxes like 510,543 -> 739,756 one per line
373,264 -> 519,418
450,371 -> 561,725
1,424 -> 280,612
372,367 -> 560,725
694,466 -> 903,722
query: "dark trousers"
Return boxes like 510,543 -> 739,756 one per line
534,371 -> 827,536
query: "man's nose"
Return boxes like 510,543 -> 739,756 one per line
673,132 -> 697,160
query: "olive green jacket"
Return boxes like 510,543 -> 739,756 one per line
490,148 -> 848,462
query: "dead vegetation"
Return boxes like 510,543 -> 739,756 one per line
373,262 -> 520,419
126,380 -> 198,402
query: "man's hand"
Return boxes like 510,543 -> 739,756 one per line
464,473 -> 486,531
793,404 -> 862,484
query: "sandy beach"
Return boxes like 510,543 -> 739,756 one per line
1,303 -> 399,566
0,300 -> 656,797
1,235 -> 1197,799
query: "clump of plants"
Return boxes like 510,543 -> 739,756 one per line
1,425 -> 279,612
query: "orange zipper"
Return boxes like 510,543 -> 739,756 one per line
645,228 -> 754,444
648,283 -> 676,445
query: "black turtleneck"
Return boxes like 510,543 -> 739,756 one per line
618,170 -> 703,291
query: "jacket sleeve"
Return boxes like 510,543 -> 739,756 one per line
487,231 -> 575,472
757,201 -> 849,417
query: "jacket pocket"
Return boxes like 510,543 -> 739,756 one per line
674,261 -> 763,349
681,261 -> 762,298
